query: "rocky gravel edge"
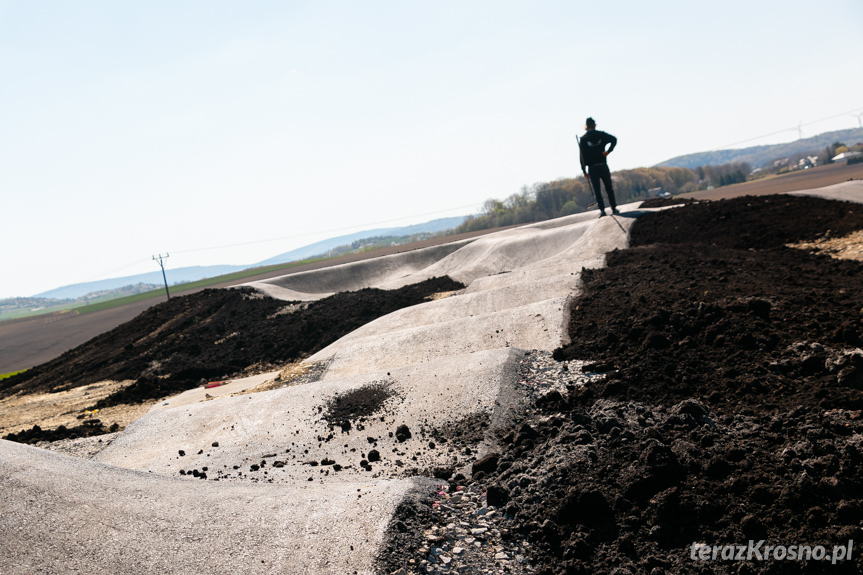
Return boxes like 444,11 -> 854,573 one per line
378,350 -> 605,574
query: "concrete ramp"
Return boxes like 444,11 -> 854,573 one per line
0,438 -> 427,575
242,206 -> 637,301
94,348 -> 524,481
245,239 -> 474,301
2,205 -> 642,573
381,222 -> 591,288
313,299 -> 568,379
789,179 -> 863,203
309,212 -> 637,378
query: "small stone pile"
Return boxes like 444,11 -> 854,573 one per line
392,483 -> 534,575
514,350 -> 605,404
386,350 -> 605,574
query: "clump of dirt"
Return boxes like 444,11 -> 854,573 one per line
323,381 -> 397,432
1,276 -> 463,410
5,421 -> 120,444
638,197 -> 700,208
404,413 -> 492,481
473,195 -> 863,574
428,412 -> 491,451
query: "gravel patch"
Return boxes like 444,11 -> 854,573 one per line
37,432 -> 121,459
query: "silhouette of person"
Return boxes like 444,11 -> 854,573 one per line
579,117 -> 618,217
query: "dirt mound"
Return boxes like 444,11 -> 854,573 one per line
2,277 -> 462,441
473,195 -> 863,574
630,194 -> 863,251
552,243 -> 862,415
638,197 -> 698,208
3,420 -> 120,444
323,381 -> 399,433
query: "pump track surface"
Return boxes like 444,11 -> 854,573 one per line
1,169 -> 863,575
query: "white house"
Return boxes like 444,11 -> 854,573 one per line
831,151 -> 863,162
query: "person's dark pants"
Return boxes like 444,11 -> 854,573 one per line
588,163 -> 617,212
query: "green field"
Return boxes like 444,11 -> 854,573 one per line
77,257 -> 330,315
0,302 -> 82,322
1,257 -> 330,322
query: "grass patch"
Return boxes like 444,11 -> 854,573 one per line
0,370 -> 26,381
0,305 -> 75,322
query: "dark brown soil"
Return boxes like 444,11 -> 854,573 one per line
323,381 -> 398,433
638,197 -> 699,208
474,195 -> 863,574
2,277 -> 462,440
3,421 -> 120,444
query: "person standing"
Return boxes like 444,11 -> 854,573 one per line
579,117 -> 618,217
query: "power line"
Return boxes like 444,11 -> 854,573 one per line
81,201 -> 483,285
80,258 -> 153,284
170,202 -> 483,256
711,106 -> 863,151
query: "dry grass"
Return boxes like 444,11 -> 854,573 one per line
787,229 -> 863,261
425,290 -> 463,301
0,380 -> 149,436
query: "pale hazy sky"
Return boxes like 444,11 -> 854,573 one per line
2,0 -> 862,298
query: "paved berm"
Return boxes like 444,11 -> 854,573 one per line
1,205 -> 630,574
1,181 -> 863,574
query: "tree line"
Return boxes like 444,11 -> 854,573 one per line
455,162 -> 750,233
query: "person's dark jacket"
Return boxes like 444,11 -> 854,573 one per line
579,129 -> 617,170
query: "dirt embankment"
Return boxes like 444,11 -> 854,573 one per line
2,277 -> 463,442
467,196 -> 863,574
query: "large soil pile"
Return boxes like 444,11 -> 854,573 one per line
2,277 -> 462,442
470,195 -> 863,574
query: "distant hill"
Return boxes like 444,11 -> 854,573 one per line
32,216 -> 467,300
253,216 -> 466,267
656,128 -> 863,169
36,266 -> 247,300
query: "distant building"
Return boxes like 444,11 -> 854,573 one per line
831,151 -> 863,162
797,156 -> 819,169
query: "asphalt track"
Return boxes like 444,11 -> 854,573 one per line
2,201 -> 639,574
2,179 -> 862,574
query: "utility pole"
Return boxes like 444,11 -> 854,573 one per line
153,253 -> 171,299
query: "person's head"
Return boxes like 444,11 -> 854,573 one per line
585,117 -> 596,130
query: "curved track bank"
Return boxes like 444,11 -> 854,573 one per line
2,181 -> 860,574
1,206 -> 637,574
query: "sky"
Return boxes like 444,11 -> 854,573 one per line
2,0 -> 862,299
